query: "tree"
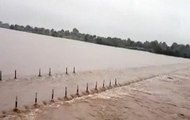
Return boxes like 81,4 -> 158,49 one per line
64,30 -> 70,36
95,37 -> 103,44
51,29 -> 58,37
0,20 -> 190,59
24,25 -> 33,32
72,28 -> 79,34
10,24 -> 15,29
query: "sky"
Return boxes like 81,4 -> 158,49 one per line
0,0 -> 190,45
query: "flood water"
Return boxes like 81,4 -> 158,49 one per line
3,65 -> 190,120
0,28 -> 189,76
0,28 -> 190,119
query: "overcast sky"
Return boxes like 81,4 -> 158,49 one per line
0,0 -> 190,45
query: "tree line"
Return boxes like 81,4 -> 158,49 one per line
0,21 -> 190,58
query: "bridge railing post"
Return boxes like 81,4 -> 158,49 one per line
14,70 -> 17,79
0,70 -> 2,81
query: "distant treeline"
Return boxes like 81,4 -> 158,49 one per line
0,21 -> 190,58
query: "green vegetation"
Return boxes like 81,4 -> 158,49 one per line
0,21 -> 190,58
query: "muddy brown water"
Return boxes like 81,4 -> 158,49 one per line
0,63 -> 189,113
3,65 -> 190,120
0,28 -> 190,119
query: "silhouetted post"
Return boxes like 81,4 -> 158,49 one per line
86,83 -> 89,94
14,96 -> 18,111
115,78 -> 117,86
0,71 -> 2,81
51,89 -> 54,101
66,67 -> 68,75
103,80 -> 105,88
73,67 -> 76,74
109,80 -> 112,87
14,70 -> 17,79
95,81 -> 98,91
35,92 -> 38,105
76,85 -> 79,96
49,68 -> 52,76
38,68 -> 41,77
64,87 -> 68,99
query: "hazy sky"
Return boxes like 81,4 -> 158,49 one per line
0,0 -> 190,45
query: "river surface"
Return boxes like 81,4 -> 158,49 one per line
2,64 -> 190,120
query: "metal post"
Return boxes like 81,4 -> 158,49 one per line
49,68 -> 51,76
103,80 -> 105,88
86,83 -> 89,93
64,87 -> 68,99
73,67 -> 76,74
109,80 -> 112,87
0,71 -> 2,81
115,78 -> 117,86
95,81 -> 98,90
38,68 -> 41,77
15,96 -> 18,110
35,92 -> 38,105
76,85 -> 79,96
14,70 -> 17,79
51,89 -> 54,101
66,67 -> 68,75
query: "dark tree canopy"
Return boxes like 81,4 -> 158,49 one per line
0,21 -> 190,59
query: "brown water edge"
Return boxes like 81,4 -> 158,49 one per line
0,74 -> 147,119
0,63 -> 190,119
1,63 -> 189,114
36,68 -> 190,120
2,67 -> 190,120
